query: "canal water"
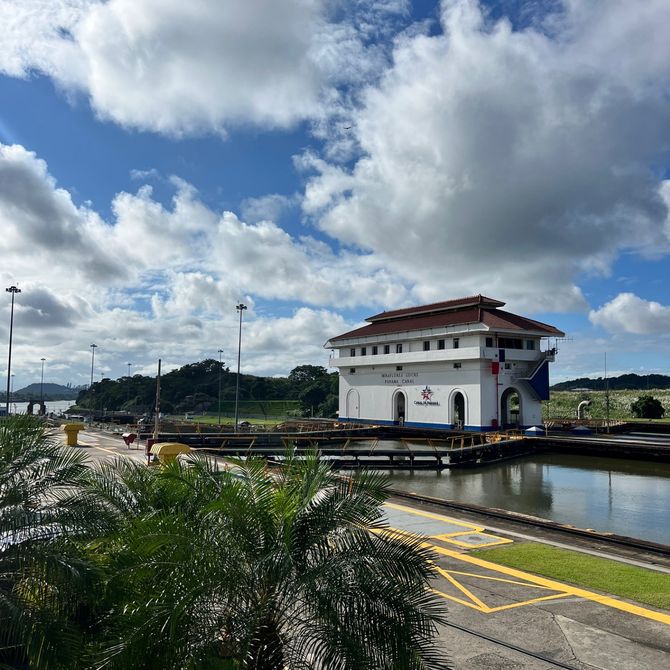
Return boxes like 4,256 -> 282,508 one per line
6,400 -> 78,415
386,453 -> 670,545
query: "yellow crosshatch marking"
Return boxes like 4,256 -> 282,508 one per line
430,564 -> 571,613
383,502 -> 670,626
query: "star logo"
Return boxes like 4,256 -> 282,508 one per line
421,386 -> 433,400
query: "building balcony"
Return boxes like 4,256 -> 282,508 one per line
330,347 -> 551,369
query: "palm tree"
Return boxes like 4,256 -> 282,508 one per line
0,416 -> 102,669
89,451 -> 450,669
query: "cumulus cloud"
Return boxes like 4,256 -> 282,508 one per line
0,0 -> 404,135
303,0 -> 670,311
0,141 -> 397,382
0,143 -> 126,285
589,294 -> 670,335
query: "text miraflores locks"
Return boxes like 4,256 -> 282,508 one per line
381,371 -> 419,385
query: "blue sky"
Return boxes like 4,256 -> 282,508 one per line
1,0 -> 670,390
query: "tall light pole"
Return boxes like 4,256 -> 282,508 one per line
217,349 -> 224,425
127,362 -> 132,403
234,303 -> 247,432
5,285 -> 21,416
10,374 -> 14,414
89,344 -> 97,388
40,357 -> 46,404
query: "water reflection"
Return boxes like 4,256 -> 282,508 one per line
386,453 -> 670,545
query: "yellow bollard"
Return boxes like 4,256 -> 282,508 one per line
149,442 -> 191,465
61,423 -> 85,446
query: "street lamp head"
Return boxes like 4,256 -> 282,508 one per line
90,343 -> 97,349
5,286 -> 21,294
236,303 -> 247,312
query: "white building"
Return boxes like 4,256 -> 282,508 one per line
325,295 -> 564,431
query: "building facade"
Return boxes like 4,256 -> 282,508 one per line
325,295 -> 564,431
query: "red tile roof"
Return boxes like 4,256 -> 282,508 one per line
328,297 -> 564,343
366,294 -> 505,322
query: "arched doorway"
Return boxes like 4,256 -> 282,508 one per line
500,387 -> 521,428
346,389 -> 360,419
393,391 -> 406,425
452,392 -> 465,429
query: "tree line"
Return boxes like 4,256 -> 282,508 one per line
76,361 -> 339,418
551,373 -> 670,392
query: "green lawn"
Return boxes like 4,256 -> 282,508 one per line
470,543 -> 670,611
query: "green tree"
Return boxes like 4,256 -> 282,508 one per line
288,364 -> 328,385
0,417 -> 102,669
630,395 -> 665,419
89,452 -> 449,669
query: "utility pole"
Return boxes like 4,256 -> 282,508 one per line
40,357 -> 46,406
217,349 -> 224,425
127,362 -> 132,403
234,303 -> 247,432
89,344 -> 98,388
5,285 -> 21,416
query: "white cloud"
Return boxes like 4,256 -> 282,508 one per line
589,294 -> 670,335
240,194 -> 295,224
303,0 -> 670,312
0,141 -> 399,384
0,0 -> 404,135
0,143 -> 126,285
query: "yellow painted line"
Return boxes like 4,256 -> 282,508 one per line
439,532 -> 513,549
437,568 -> 491,612
428,542 -> 670,626
385,502 -> 484,532
432,564 -> 570,613
431,587 -> 487,612
487,593 -> 571,613
443,570 -> 566,590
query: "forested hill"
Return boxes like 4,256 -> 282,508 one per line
75,360 -> 338,417
551,373 -> 670,391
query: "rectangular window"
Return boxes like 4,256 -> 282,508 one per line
396,365 -> 403,371
361,347 -> 367,356
485,337 -> 493,348
396,343 -> 403,353
438,339 -> 445,350
349,368 -> 356,374
372,345 -> 378,355
453,338 -> 460,349
350,348 -> 356,357
423,340 -> 430,351
383,344 -> 390,355
504,363 -> 511,370
453,362 -> 462,369
499,337 -> 523,349
526,339 -> 535,350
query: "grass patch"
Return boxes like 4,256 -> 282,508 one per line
470,543 -> 670,611
544,389 -> 670,421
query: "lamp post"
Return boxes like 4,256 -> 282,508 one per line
40,357 -> 46,404
127,362 -> 132,403
5,285 -> 21,416
234,303 -> 247,432
217,349 -> 224,426
89,344 -> 97,388
10,374 -> 14,415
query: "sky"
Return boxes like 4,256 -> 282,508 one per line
1,0 -> 670,391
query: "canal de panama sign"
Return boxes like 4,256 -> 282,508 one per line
381,371 -> 418,385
